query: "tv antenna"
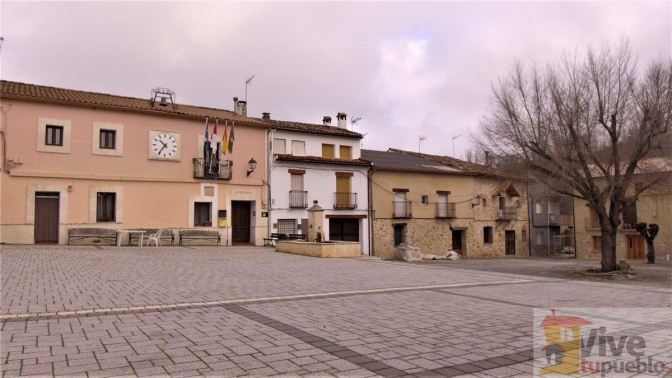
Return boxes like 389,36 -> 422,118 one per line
419,136 -> 426,152
350,116 -> 361,131
452,134 -> 462,157
245,75 -> 255,102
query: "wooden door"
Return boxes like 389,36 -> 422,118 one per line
451,230 -> 462,255
505,230 -> 516,255
329,218 -> 359,241
627,235 -> 645,260
231,201 -> 251,243
336,176 -> 350,208
35,192 -> 59,244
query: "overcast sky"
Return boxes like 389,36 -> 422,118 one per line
1,1 -> 670,159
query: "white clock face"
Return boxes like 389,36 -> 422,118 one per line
152,133 -> 179,158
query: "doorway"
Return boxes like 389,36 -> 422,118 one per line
35,192 -> 60,244
451,230 -> 463,256
231,201 -> 251,244
627,235 -> 645,260
329,218 -> 359,241
505,230 -> 516,255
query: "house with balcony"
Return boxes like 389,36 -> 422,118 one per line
573,157 -> 671,260
362,149 -> 530,259
529,181 -> 576,257
0,80 -> 269,245
261,113 -> 371,255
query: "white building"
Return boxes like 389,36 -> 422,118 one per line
261,113 -> 371,255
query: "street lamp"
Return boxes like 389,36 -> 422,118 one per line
247,158 -> 257,177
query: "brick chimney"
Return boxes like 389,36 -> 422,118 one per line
336,112 -> 347,129
232,97 -> 247,116
323,116 -> 332,125
262,112 -> 271,121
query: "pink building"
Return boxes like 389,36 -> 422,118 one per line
0,81 -> 269,245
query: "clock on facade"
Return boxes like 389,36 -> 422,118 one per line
148,130 -> 181,161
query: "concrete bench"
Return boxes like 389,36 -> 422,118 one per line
263,233 -> 287,246
179,230 -> 221,246
129,229 -> 174,246
68,228 -> 117,245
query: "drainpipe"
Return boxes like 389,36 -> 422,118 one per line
266,128 -> 275,239
368,164 -> 374,256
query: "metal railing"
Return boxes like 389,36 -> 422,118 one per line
193,158 -> 232,180
435,202 -> 456,218
289,190 -> 308,208
334,192 -> 357,209
497,207 -> 518,220
393,201 -> 412,218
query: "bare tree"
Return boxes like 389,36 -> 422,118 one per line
476,39 -> 671,271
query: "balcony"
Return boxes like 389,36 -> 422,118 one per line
393,201 -> 412,218
548,213 -> 574,226
193,158 -> 232,180
289,190 -> 308,208
436,203 -> 456,218
497,207 -> 517,220
334,192 -> 357,210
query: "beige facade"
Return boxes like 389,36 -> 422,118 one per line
364,150 -> 530,259
573,172 -> 672,260
0,82 -> 269,245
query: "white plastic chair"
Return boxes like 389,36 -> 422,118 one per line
146,228 -> 164,247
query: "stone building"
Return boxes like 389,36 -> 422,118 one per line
362,149 -> 530,259
573,157 -> 672,260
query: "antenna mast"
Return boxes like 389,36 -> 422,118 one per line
245,75 -> 255,102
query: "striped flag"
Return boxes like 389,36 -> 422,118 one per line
211,119 -> 219,156
228,121 -> 235,153
204,117 -> 210,151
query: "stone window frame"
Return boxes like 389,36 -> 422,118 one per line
37,117 -> 71,154
93,122 -> 124,156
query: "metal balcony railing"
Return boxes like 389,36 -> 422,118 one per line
193,158 -> 232,180
334,192 -> 357,210
497,207 -> 518,220
289,190 -> 308,208
436,203 -> 456,218
393,201 -> 412,218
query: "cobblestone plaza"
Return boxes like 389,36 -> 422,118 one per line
1,246 -> 670,377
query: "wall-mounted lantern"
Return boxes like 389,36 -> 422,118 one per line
247,158 -> 257,177
472,194 -> 483,208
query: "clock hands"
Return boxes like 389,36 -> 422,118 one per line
158,140 -> 168,155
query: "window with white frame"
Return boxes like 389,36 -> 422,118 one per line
273,138 -> 286,154
291,140 -> 305,156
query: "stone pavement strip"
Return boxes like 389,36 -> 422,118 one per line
1,245 -> 670,377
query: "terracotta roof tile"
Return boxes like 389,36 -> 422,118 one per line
258,118 -> 363,139
275,154 -> 371,167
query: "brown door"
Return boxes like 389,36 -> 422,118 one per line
336,176 -> 350,208
35,192 -> 59,244
627,235 -> 645,260
231,201 -> 251,244
329,218 -> 359,241
505,230 -> 516,255
451,230 -> 463,255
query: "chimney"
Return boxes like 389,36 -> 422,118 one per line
233,97 -> 239,113
323,116 -> 332,125
237,100 -> 247,116
336,112 -> 347,128
262,112 -> 271,121
484,150 -> 490,166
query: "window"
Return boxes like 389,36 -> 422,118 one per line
498,196 -> 506,210
339,145 -> 352,160
592,236 -> 602,251
335,173 -> 354,209
437,193 -> 448,217
536,231 -> 545,246
291,140 -> 305,156
589,207 -> 599,229
99,129 -> 116,149
290,173 -> 306,208
322,144 -> 335,158
194,202 -> 212,226
96,193 -> 116,222
623,200 -> 637,228
277,219 -> 297,235
45,125 -> 64,146
393,224 -> 406,246
483,226 -> 493,244
273,138 -> 286,154
559,327 -> 574,341
393,190 -> 409,217
482,198 -> 487,207
522,229 -> 528,242
535,202 -> 543,214
421,195 -> 429,205
548,198 -> 555,214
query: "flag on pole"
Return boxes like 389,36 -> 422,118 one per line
222,120 -> 228,155
228,121 -> 235,153
204,117 -> 210,151
211,119 -> 219,156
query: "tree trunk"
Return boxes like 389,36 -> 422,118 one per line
601,228 -> 618,272
646,240 -> 655,264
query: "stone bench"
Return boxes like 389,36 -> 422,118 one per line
129,229 -> 175,246
68,228 -> 117,245
179,230 -> 221,246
